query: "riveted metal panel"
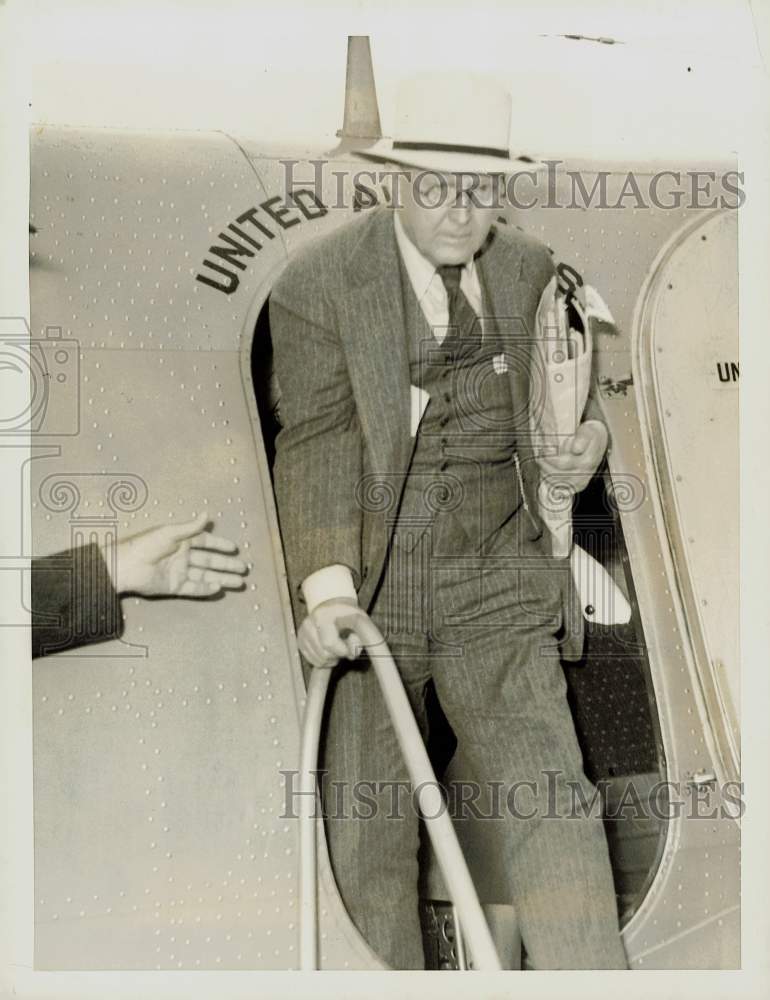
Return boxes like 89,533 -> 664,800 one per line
604,211 -> 740,968
646,211 -> 739,747
29,127 -> 381,971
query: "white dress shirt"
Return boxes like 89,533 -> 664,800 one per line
393,212 -> 482,341
301,213 -> 481,612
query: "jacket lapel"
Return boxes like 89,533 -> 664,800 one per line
476,228 -> 531,441
477,228 -> 543,536
341,210 -> 412,478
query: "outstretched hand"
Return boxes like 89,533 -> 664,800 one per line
104,513 -> 248,597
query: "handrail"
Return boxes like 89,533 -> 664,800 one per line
298,609 -> 501,971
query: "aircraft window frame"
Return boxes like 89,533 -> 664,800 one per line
238,270 -> 308,719
632,209 -> 740,786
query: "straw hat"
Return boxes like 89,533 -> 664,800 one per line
354,72 -> 534,174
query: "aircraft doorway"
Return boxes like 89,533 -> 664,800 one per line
249,295 -> 667,969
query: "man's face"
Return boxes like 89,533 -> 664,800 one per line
396,170 -> 501,266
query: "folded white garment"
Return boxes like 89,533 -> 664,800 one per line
531,275 -> 593,444
571,544 -> 632,626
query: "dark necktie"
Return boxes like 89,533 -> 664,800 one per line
436,264 -> 482,360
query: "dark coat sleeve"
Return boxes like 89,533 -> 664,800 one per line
31,543 -> 124,658
269,251 -> 364,612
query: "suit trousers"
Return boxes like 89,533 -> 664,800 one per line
319,510 -> 627,970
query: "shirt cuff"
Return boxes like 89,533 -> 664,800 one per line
301,564 -> 357,613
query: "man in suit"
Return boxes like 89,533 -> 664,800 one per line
270,74 -> 626,970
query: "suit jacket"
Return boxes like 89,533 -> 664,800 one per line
270,207 -> 566,621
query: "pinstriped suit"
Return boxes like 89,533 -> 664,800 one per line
271,208 -> 550,608
270,207 -> 626,969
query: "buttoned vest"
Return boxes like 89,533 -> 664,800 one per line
394,255 -> 525,554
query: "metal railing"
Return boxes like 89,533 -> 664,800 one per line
298,610 -> 501,971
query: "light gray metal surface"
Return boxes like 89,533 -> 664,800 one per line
643,211 -> 739,760
617,210 -> 740,967
30,126 -> 380,971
